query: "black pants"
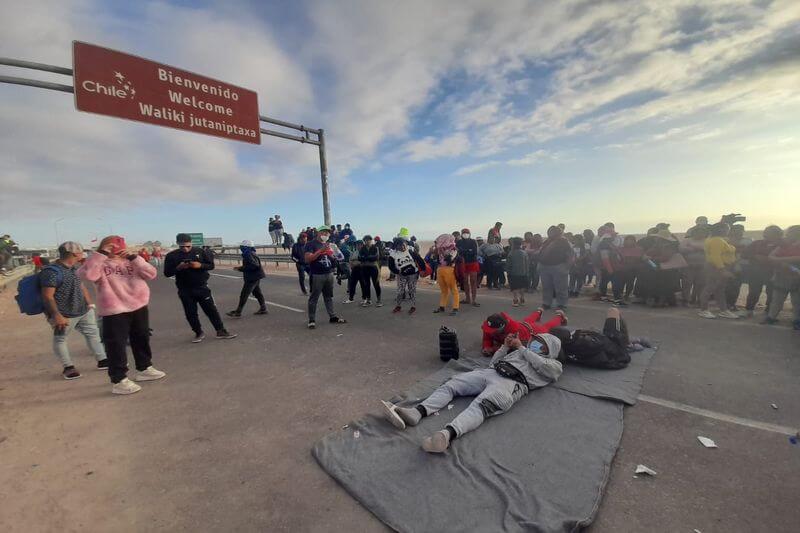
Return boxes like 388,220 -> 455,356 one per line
102,306 -> 152,384
295,263 -> 307,293
746,272 -> 773,311
360,266 -> 381,300
484,258 -> 498,288
528,262 -> 539,291
614,270 -> 636,299
348,265 -> 363,300
236,279 -> 265,312
178,286 -> 224,334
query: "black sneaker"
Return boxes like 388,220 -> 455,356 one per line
97,359 -> 109,370
63,366 -> 81,380
329,316 -> 347,324
433,307 -> 445,313
254,308 -> 269,315
216,329 -> 238,340
192,332 -> 206,343
308,321 -> 316,329
226,310 -> 242,318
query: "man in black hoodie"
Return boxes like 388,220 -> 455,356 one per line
164,233 -> 237,342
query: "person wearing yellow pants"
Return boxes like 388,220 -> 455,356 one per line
433,233 -> 460,315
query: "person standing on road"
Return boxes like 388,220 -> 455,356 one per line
456,228 -> 481,307
742,225 -> 782,318
79,236 -> 165,395
698,223 -> 739,319
41,241 -> 108,380
304,226 -> 347,329
226,240 -> 268,318
164,233 -> 237,342
291,232 -> 309,295
433,233 -> 460,315
358,235 -> 383,307
506,237 -> 529,307
342,235 -> 363,304
538,225 -> 573,310
388,237 -> 426,314
763,225 -> 800,328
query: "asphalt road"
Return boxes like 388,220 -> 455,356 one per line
1,269 -> 798,532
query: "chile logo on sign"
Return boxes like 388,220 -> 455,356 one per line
72,41 -> 261,145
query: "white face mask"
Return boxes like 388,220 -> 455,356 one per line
462,233 -> 471,239
319,235 -> 329,243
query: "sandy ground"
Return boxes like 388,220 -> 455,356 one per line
1,268 -> 798,532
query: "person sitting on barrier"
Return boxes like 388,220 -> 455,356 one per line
226,240 -> 268,318
548,307 -> 652,369
381,332 -> 563,453
480,307 -> 567,356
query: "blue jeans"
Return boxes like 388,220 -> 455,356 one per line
51,308 -> 106,367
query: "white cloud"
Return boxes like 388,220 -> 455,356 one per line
2,0 -> 799,222
452,160 -> 500,176
399,133 -> 470,162
507,149 -> 559,166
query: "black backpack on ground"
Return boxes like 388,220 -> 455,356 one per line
554,329 -> 631,370
439,326 -> 460,362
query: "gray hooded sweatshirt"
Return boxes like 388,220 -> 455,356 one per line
489,333 -> 563,389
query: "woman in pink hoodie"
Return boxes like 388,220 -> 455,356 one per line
79,235 -> 165,395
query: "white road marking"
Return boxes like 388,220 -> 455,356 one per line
210,272 -> 304,313
638,394 -> 797,436
249,297 -> 304,313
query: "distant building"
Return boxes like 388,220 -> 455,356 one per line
203,237 -> 223,247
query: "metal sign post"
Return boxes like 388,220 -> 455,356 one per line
1,49 -> 332,225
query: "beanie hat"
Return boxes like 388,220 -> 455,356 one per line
241,240 -> 254,247
461,228 -> 471,234
397,227 -> 410,240
486,313 -> 507,330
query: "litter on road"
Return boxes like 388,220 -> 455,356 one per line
771,403 -> 778,410
635,464 -> 657,476
697,436 -> 717,448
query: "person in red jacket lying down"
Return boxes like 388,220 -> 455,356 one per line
481,308 -> 567,356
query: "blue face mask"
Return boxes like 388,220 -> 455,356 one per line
529,340 -> 545,353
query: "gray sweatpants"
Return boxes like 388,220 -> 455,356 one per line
539,263 -> 570,307
421,368 -> 527,437
308,273 -> 335,321
50,308 -> 107,367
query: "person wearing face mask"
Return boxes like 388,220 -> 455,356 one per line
226,240 -> 267,318
304,225 -> 347,329
358,235 -> 383,307
381,332 -> 562,453
456,228 -> 481,307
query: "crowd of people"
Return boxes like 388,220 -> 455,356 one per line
22,213 -> 799,396
288,216 -> 799,329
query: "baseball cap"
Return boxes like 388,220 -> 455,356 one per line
241,239 -> 254,247
58,241 -> 84,255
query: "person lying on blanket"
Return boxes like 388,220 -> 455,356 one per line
480,307 -> 568,356
548,307 -> 652,370
381,332 -> 562,453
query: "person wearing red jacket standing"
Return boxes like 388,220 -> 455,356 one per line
480,308 -> 568,356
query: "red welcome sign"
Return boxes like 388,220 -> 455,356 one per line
72,41 -> 261,144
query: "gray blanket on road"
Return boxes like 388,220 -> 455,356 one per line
312,349 -> 656,533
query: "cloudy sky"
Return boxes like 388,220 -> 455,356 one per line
2,0 -> 799,247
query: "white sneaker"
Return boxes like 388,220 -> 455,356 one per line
360,300 -> 370,307
133,366 -> 166,382
112,378 -> 142,395
342,298 -> 354,304
718,310 -> 739,319
698,310 -> 716,319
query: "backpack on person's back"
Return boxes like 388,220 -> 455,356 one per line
15,265 -> 62,315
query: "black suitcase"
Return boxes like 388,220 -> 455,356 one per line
438,326 -> 460,362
